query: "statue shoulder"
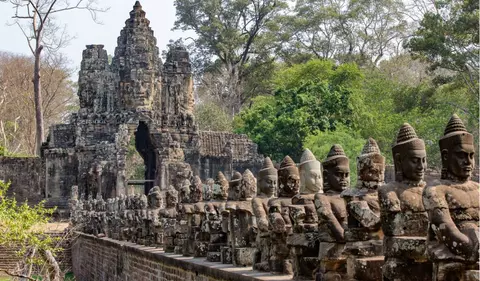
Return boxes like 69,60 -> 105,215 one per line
423,184 -> 448,211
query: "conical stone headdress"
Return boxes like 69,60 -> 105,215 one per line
258,157 -> 277,178
279,155 -> 299,175
299,148 -> 322,175
392,123 -> 425,156
439,114 -> 473,151
230,171 -> 243,183
323,144 -> 349,168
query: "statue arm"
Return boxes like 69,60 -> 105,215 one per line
424,187 -> 479,260
252,199 -> 269,232
348,200 -> 381,228
316,196 -> 344,242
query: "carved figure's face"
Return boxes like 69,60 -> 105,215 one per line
398,149 -> 427,182
445,143 -> 475,180
301,166 -> 323,193
258,174 -> 277,196
325,166 -> 350,192
279,170 -> 300,196
167,191 -> 178,207
358,155 -> 385,183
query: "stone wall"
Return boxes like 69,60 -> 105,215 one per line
72,233 -> 292,281
0,157 -> 44,204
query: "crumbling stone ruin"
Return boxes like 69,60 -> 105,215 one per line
41,1 -> 263,215
70,115 -> 479,281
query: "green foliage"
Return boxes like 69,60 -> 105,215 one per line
0,146 -> 5,156
235,60 -> 361,161
406,0 -> 479,96
304,125 -> 365,185
0,180 -> 56,265
126,136 -> 145,180
195,101 -> 234,132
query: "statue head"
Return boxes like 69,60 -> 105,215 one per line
278,156 -> 300,197
190,176 -> 203,203
71,186 -> 79,201
257,157 -> 277,198
357,138 -> 385,189
166,185 -> 179,208
240,169 -> 257,200
147,186 -> 163,209
392,123 -> 427,183
203,178 -> 214,201
179,179 -> 191,203
299,149 -> 323,194
439,114 -> 475,182
323,144 -> 350,193
229,171 -> 243,200
213,171 -> 229,200
139,194 -> 148,209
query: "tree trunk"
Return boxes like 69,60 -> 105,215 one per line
33,46 -> 44,155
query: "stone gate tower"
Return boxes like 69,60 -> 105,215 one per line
42,1 -> 262,212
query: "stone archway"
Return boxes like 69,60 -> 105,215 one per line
125,121 -> 157,195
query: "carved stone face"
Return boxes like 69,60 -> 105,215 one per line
300,162 -> 323,194
325,165 -> 350,192
278,169 -> 300,197
358,154 -> 385,183
258,174 -> 277,197
148,187 -> 163,209
444,143 -> 475,180
166,189 -> 178,208
396,149 -> 427,182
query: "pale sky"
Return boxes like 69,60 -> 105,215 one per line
0,0 -> 194,77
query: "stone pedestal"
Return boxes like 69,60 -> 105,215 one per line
346,256 -> 384,281
432,261 -> 479,281
221,246 -> 232,264
233,247 -> 256,267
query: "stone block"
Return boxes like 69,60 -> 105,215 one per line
384,236 -> 427,260
232,247 -> 255,267
346,256 -> 384,281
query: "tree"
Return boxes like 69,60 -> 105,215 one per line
173,0 -> 288,115
278,0 -> 408,66
1,0 -> 107,155
235,60 -> 362,160
0,52 -> 77,155
406,0 -> 479,96
0,180 -> 59,280
195,101 -> 234,132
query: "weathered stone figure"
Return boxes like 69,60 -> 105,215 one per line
314,144 -> 349,281
184,176 -> 203,256
268,155 -> 299,274
289,148 -> 322,280
341,138 -> 385,281
252,157 -> 278,271
146,186 -> 163,246
221,171 -> 242,264
423,114 -> 479,281
160,185 -> 178,253
227,169 -> 257,266
205,171 -> 229,262
378,123 -> 432,281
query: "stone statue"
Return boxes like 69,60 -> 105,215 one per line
341,138 -> 385,281
423,114 -> 479,281
289,149 -> 322,279
221,171 -> 243,264
205,171 -> 229,262
226,169 -> 257,266
314,144 -> 349,281
183,176 -> 203,256
203,178 -> 214,201
252,157 -> 277,271
161,186 -> 179,252
268,155 -> 299,274
147,186 -> 163,246
378,123 -> 431,281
